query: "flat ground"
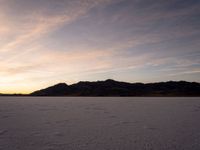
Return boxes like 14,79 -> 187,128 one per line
0,97 -> 200,150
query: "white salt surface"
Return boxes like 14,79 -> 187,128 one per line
0,97 -> 200,150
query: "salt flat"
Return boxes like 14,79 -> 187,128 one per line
0,97 -> 200,150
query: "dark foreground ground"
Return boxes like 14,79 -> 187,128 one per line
0,97 -> 200,150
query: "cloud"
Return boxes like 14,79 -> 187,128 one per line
169,70 -> 200,76
0,0 -> 112,52
0,0 -> 199,93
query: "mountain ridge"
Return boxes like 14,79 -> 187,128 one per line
30,79 -> 200,96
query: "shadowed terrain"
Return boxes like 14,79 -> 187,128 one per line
30,79 -> 200,96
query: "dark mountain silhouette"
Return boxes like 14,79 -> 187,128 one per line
31,83 -> 70,96
30,79 -> 200,96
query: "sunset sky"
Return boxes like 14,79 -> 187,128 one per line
0,0 -> 200,93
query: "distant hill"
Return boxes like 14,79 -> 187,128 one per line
30,79 -> 200,96
0,93 -> 26,96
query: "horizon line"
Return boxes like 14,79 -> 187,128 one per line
0,79 -> 199,95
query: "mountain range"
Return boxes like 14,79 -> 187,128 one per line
28,79 -> 200,96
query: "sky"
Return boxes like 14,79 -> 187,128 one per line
0,0 -> 200,93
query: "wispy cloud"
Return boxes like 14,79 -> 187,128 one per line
0,0 -> 199,93
169,70 -> 200,76
0,0 -> 112,52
